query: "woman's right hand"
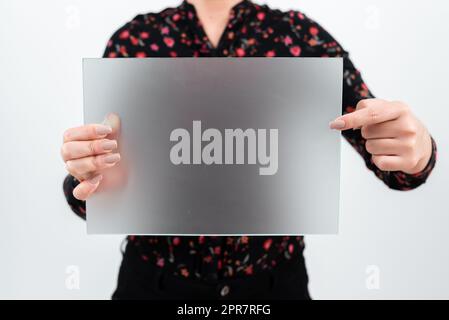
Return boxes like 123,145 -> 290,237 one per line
61,113 -> 121,200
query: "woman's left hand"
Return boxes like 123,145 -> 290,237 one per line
329,99 -> 432,175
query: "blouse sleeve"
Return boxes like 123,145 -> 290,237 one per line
63,174 -> 86,219
293,12 -> 437,190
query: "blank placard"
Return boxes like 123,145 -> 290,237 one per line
83,58 -> 342,235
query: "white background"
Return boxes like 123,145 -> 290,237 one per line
0,0 -> 448,299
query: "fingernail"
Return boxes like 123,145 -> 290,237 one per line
88,174 -> 103,185
101,140 -> 117,151
102,113 -> 118,127
96,124 -> 113,135
329,119 -> 346,130
104,153 -> 121,164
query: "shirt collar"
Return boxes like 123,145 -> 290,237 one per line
180,0 -> 255,27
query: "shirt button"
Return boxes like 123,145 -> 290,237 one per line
220,285 -> 230,297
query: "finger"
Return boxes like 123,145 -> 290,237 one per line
63,124 -> 112,143
355,98 -> 386,111
365,139 -> 402,156
361,121 -> 401,139
66,153 -> 121,177
330,100 -> 405,131
330,99 -> 385,130
371,155 -> 404,172
61,139 -> 117,161
103,113 -> 121,141
73,175 -> 103,200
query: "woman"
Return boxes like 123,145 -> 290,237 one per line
61,0 -> 437,299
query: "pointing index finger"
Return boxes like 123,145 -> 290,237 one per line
330,100 -> 403,131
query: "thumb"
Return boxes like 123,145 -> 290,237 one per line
102,113 -> 121,140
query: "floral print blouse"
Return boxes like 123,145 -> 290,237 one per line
63,0 -> 437,281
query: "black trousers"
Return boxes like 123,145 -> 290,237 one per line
112,242 -> 311,300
